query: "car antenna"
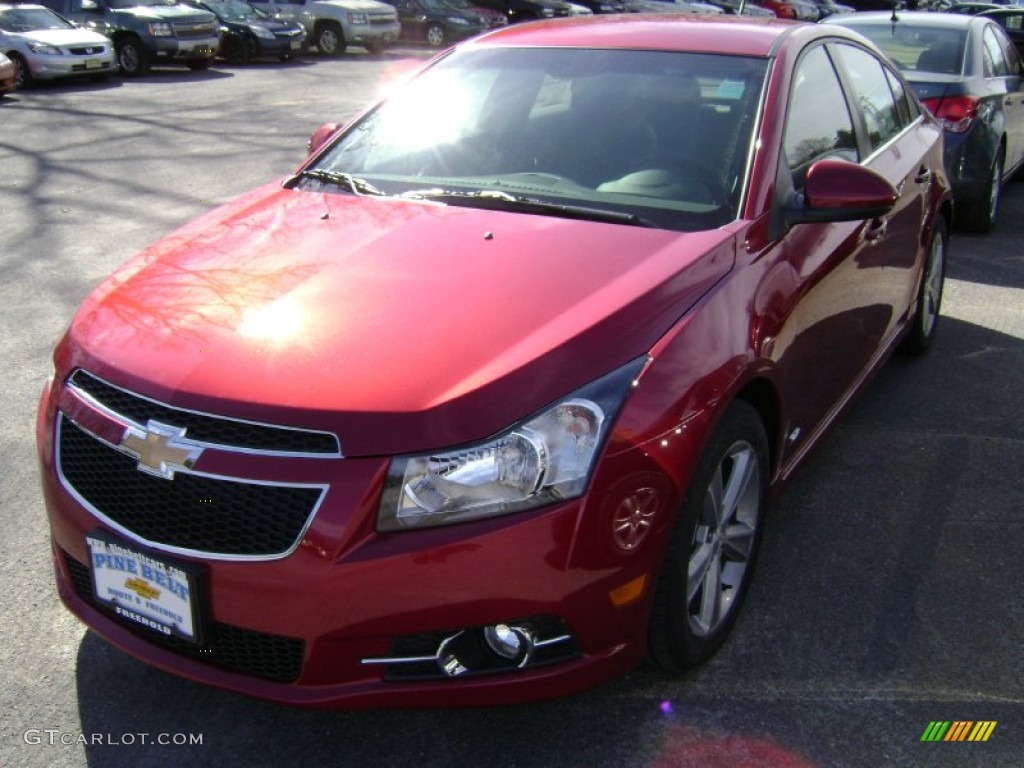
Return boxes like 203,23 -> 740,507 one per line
890,2 -> 901,23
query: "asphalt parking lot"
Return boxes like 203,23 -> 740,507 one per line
1,51 -> 1022,768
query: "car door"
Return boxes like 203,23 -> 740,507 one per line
764,41 -> 933,459
989,20 -> 1024,174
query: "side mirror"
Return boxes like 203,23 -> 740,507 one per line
785,159 -> 898,226
307,122 -> 341,155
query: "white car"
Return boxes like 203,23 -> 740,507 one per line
0,3 -> 115,87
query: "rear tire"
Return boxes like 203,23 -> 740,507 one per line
958,149 -> 1003,233
648,401 -> 768,672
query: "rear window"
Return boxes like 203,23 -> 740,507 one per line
841,24 -> 967,75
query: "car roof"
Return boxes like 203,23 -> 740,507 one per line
827,9 -> 983,29
464,14 -> 819,57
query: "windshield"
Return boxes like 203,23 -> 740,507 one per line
305,47 -> 767,232
841,23 -> 967,76
204,0 -> 268,20
0,7 -> 74,31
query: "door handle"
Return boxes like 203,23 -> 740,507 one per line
864,218 -> 888,243
914,167 -> 931,184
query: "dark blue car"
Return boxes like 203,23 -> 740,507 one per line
184,0 -> 308,63
826,10 -> 1024,232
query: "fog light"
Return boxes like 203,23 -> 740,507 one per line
483,623 -> 534,665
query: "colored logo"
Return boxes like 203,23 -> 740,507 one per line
119,420 -> 203,480
124,577 -> 161,601
920,721 -> 997,742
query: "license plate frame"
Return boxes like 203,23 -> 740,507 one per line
86,530 -> 205,645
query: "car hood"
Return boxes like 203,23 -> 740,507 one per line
13,28 -> 110,47
312,0 -> 397,12
246,19 -> 301,31
114,5 -> 214,22
62,184 -> 735,456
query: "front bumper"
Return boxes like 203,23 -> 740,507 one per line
151,36 -> 219,62
38,374 -> 667,707
348,21 -> 400,46
24,51 -> 115,80
258,35 -> 308,58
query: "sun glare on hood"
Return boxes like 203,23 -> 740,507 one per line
238,293 -> 308,344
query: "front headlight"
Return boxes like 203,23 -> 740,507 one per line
148,22 -> 173,36
378,358 -> 644,531
348,11 -> 369,24
541,7 -> 555,16
28,43 -> 62,55
251,25 -> 275,39
447,16 -> 470,24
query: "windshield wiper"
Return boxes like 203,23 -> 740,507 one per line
400,189 -> 655,227
293,169 -> 386,197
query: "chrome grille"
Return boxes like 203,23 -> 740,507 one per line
68,370 -> 340,455
173,21 -> 218,39
57,416 -> 326,559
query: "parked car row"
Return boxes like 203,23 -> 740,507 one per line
0,0 -> 862,94
4,0 -> 1024,235
827,9 -> 1024,231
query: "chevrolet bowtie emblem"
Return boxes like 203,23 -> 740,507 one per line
119,421 -> 204,480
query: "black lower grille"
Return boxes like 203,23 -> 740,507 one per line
65,552 -> 304,683
58,416 -> 323,557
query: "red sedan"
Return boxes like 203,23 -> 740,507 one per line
38,15 -> 952,707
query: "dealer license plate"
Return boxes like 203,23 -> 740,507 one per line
85,58 -> 102,70
290,40 -> 301,50
87,532 -> 200,643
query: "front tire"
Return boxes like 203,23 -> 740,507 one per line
9,52 -> 31,89
316,22 -> 345,56
649,401 -> 768,672
425,23 -> 445,48
116,37 -> 149,77
900,217 -> 947,356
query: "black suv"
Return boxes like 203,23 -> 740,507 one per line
39,0 -> 218,75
